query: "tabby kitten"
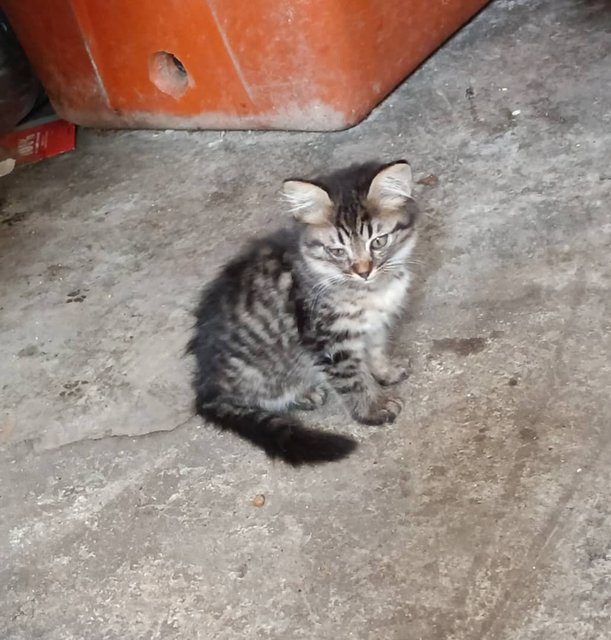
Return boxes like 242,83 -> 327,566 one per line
189,160 -> 418,465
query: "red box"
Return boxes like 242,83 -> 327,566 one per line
3,0 -> 490,131
0,105 -> 76,166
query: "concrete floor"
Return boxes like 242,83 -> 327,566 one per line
1,0 -> 610,638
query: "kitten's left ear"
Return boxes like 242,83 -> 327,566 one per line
367,160 -> 413,210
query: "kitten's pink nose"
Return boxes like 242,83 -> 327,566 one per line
352,260 -> 373,280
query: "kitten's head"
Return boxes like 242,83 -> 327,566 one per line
282,161 -> 418,284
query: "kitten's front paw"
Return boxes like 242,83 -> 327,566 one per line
373,362 -> 411,386
355,396 -> 403,426
294,385 -> 328,411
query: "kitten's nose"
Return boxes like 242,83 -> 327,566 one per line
352,261 -> 373,279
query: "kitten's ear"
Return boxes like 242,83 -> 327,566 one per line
367,160 -> 413,210
282,180 -> 333,225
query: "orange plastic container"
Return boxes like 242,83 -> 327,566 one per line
3,1 -> 488,131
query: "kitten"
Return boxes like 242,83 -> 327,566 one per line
189,160 -> 418,466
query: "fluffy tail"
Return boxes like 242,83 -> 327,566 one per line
197,401 -> 357,466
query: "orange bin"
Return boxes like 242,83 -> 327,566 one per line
3,0 -> 488,131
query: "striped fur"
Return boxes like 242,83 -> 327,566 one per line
189,161 -> 418,465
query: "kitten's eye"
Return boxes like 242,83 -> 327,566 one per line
371,235 -> 389,249
327,247 -> 346,258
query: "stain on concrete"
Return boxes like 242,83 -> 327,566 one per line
432,336 -> 488,356
65,289 -> 87,303
17,345 -> 39,357
519,426 -> 538,441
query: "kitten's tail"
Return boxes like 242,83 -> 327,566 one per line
197,400 -> 357,466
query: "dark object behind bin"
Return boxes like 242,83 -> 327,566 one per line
0,11 -> 40,134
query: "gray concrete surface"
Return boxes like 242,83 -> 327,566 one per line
1,0 -> 610,638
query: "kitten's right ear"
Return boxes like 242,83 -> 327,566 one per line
282,180 -> 333,225
367,160 -> 413,211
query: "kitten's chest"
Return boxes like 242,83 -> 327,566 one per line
362,276 -> 409,329
330,274 -> 410,335
369,274 -> 411,314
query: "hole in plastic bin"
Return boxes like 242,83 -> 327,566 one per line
149,51 -> 189,98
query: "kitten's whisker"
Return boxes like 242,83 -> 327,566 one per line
308,274 -> 345,310
381,258 -> 423,271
